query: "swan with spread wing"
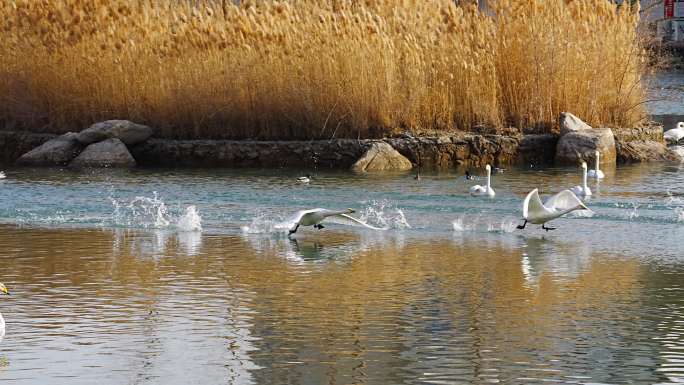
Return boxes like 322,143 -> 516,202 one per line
287,208 -> 383,235
516,189 -> 589,231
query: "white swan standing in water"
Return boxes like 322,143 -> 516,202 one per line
571,162 -> 592,197
516,189 -> 589,231
288,208 -> 382,235
297,175 -> 311,184
664,122 -> 684,144
0,171 -> 5,179
586,151 -> 605,179
0,283 -> 10,343
469,164 -> 495,197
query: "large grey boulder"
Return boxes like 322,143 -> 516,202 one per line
555,113 -> 616,165
560,112 -> 593,136
76,120 -> 153,146
351,141 -> 413,172
15,132 -> 83,166
69,138 -> 136,168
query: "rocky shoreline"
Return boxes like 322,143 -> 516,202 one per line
1,114 -> 681,170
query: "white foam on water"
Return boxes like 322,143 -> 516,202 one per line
452,214 -> 517,233
240,213 -> 292,234
676,207 -> 684,223
627,202 -> 640,221
111,191 -> 169,228
176,205 -> 202,232
665,192 -> 684,223
358,199 -> 411,230
110,192 -> 202,231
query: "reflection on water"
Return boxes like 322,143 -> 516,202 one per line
0,226 -> 683,384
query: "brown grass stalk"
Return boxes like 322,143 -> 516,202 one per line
0,0 -> 650,139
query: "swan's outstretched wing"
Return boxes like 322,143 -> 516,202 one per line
322,214 -> 385,230
522,189 -> 546,219
544,190 -> 588,212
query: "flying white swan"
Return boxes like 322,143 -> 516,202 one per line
0,283 -> 9,344
516,189 -> 589,231
664,122 -> 684,144
297,175 -> 311,184
0,171 -> 5,179
287,208 -> 383,235
586,151 -> 605,179
469,164 -> 495,197
570,162 -> 592,197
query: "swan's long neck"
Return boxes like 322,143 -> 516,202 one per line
486,168 -> 491,189
595,153 -> 600,172
582,166 -> 588,189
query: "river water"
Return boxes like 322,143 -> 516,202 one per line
0,164 -> 683,384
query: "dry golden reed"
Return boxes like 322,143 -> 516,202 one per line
0,0 -> 649,139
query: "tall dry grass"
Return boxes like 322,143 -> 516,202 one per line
0,0 -> 650,139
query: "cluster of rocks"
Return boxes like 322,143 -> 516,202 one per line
3,113 -> 681,171
553,112 -> 681,166
15,120 -> 153,168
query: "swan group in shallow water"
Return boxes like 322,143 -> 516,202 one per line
286,155 -> 602,236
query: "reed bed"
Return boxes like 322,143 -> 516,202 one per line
0,0 -> 649,139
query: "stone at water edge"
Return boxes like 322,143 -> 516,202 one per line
69,138 -> 137,168
670,146 -> 684,161
555,112 -> 616,166
555,128 -> 616,166
351,141 -> 413,172
559,112 -> 593,136
15,132 -> 84,166
616,140 -> 682,163
76,120 -> 153,146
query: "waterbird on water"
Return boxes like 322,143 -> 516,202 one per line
297,174 -> 311,184
469,164 -> 495,197
571,162 -> 592,197
464,170 -> 473,180
0,171 -> 5,179
516,189 -> 589,231
0,283 -> 10,344
586,150 -> 605,179
664,122 -> 684,144
288,208 -> 382,235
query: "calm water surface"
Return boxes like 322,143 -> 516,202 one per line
0,164 -> 683,384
